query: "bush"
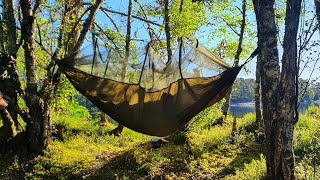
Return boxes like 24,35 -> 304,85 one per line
294,115 -> 320,155
239,113 -> 256,128
51,102 -> 106,137
187,125 -> 231,155
305,105 -> 320,118
189,103 -> 223,132
224,154 -> 266,180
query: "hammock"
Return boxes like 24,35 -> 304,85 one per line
56,40 -> 243,136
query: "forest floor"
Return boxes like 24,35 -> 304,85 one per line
1,106 -> 320,179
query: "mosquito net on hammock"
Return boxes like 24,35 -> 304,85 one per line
57,39 -> 241,136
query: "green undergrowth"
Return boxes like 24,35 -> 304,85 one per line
294,105 -> 320,179
1,112 -> 267,179
2,105 -> 320,179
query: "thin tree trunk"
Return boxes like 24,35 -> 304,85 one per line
0,15 -> 5,52
255,55 -> 263,131
112,0 -> 133,135
120,0 -> 132,81
73,0 -> 105,52
164,0 -> 172,64
219,0 -> 246,125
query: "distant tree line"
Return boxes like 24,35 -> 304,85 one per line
232,78 -> 320,103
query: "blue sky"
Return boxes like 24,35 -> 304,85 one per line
93,0 -> 319,81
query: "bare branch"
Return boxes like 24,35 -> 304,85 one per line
102,10 -> 121,34
219,17 -> 240,37
100,7 -> 163,27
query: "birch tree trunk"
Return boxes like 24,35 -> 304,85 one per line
253,0 -> 301,179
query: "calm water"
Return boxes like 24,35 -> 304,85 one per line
230,102 -> 316,118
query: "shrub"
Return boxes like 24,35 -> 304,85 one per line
305,105 -> 320,118
189,103 -> 223,132
187,125 -> 231,155
51,102 -> 109,138
294,115 -> 320,155
224,154 -> 266,180
239,113 -> 256,128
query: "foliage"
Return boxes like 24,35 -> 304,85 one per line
187,124 -> 232,155
188,102 -> 223,132
169,0 -> 207,39
224,154 -> 266,180
305,105 -> 320,118
1,107 -> 265,179
294,114 -> 320,155
294,106 -> 320,178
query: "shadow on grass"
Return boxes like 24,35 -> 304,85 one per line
218,137 -> 264,178
0,154 -> 27,179
86,142 -> 191,179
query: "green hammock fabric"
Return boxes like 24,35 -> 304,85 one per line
57,58 -> 241,136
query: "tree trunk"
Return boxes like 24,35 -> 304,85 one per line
279,0 -> 301,178
0,15 -> 5,52
164,0 -> 172,64
100,113 -> 108,124
0,92 -> 16,139
3,0 -> 17,56
0,54 -> 19,137
111,0 -> 132,136
219,0 -> 246,124
20,0 -> 50,154
315,0 -> 320,23
231,117 -> 237,144
65,0 -> 83,54
2,0 -> 19,129
253,0 -> 301,179
255,55 -> 263,131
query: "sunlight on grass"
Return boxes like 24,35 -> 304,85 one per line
224,154 -> 266,180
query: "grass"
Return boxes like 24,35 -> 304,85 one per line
0,112 -> 267,179
5,105 -> 320,179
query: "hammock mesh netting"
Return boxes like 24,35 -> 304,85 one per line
57,39 -> 241,136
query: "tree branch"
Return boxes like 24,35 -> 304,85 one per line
100,7 -> 163,27
32,0 -> 42,16
101,10 -> 121,34
73,0 -> 105,53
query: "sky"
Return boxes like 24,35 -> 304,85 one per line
90,0 -> 320,81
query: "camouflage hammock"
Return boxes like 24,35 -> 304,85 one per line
56,40 -> 242,136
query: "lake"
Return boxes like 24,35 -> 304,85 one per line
229,102 -> 319,118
